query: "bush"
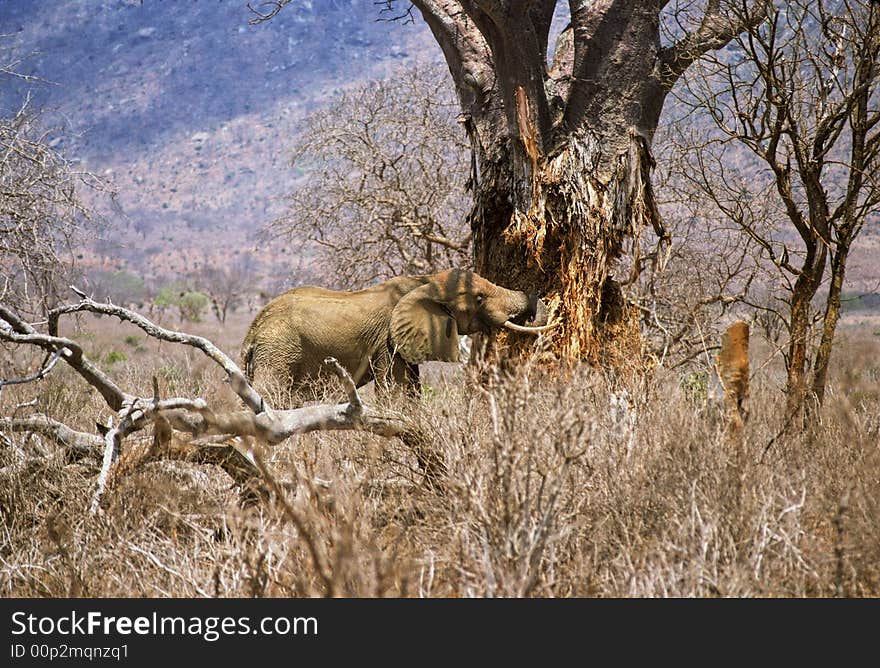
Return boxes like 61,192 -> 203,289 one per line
153,285 -> 210,322
103,350 -> 127,366
177,291 -> 210,323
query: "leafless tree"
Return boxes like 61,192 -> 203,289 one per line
254,0 -> 768,365
0,45 -> 104,316
265,65 -> 471,289
670,0 -> 880,413
623,128 -> 765,370
0,97 -> 101,315
191,251 -> 258,324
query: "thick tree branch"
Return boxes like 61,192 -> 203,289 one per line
564,0 -> 628,132
48,294 -> 265,415
0,304 -> 130,410
422,0 -> 552,152
413,0 -> 495,109
657,0 -> 769,92
528,0 -> 558,70
2,296 -> 427,513
0,415 -> 104,457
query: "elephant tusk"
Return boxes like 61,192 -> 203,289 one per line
503,320 -> 558,334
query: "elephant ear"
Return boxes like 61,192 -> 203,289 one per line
390,284 -> 460,364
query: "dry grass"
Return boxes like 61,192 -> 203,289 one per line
1,313 -> 879,598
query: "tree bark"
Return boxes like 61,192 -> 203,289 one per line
412,1 -> 761,366
784,238 -> 827,415
811,243 -> 849,406
468,128 -> 659,366
433,4 -> 668,365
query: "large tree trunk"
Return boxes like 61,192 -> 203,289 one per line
468,128 -> 658,366
412,1 -> 765,367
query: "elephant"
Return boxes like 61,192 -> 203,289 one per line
240,268 -> 552,398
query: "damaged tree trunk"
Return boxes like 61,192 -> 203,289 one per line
410,1 -> 765,367
469,126 -> 662,366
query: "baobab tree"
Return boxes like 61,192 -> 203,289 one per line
251,0 -> 767,366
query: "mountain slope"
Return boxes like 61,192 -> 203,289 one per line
0,0 -> 439,285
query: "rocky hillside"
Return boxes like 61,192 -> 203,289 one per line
0,0 -> 441,287
1,1 -> 877,300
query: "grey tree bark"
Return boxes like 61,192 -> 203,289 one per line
408,1 -> 767,365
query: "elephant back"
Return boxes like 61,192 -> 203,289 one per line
240,284 -> 395,385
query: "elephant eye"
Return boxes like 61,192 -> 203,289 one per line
476,294 -> 485,304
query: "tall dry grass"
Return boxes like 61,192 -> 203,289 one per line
1,314 -> 878,597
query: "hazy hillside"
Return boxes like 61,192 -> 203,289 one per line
0,1 -> 876,299
0,0 -> 441,287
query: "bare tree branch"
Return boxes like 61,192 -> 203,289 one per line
413,0 -> 495,104
670,0 -> 880,411
0,415 -> 103,456
265,66 -> 471,288
47,293 -> 265,415
0,303 -> 130,410
0,347 -> 64,391
246,0 -> 293,25
2,294 -> 425,513
658,0 -> 770,92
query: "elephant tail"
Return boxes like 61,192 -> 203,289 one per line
240,340 -> 258,382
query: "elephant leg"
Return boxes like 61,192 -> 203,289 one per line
351,356 -> 375,389
391,357 -> 421,399
367,353 -> 394,395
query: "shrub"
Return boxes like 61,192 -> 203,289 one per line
153,285 -> 210,322
103,350 -> 127,366
177,291 -> 210,323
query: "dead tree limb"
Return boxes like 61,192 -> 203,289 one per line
1,294 -> 425,514
48,293 -> 264,414
0,415 -> 104,457
0,303 -> 130,410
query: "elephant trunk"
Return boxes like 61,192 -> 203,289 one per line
504,295 -> 554,334
528,296 -> 548,327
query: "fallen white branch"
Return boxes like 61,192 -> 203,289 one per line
48,292 -> 265,414
0,415 -> 104,456
0,304 -> 130,410
325,356 -> 362,411
87,395 -> 413,513
2,292 -> 428,514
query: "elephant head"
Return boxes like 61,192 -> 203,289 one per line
241,268 -> 552,396
389,269 -> 550,364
